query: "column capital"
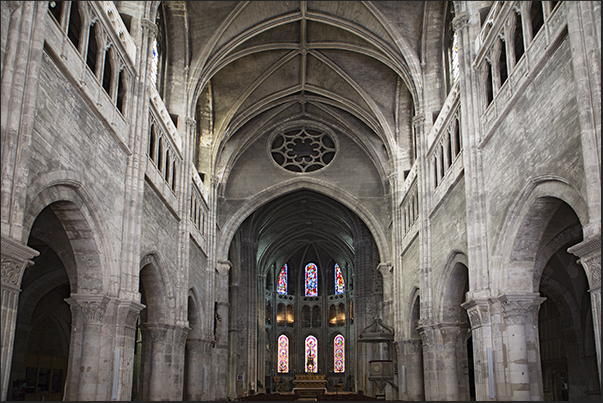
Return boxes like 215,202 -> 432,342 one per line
461,296 -> 492,328
498,293 -> 545,325
117,299 -> 145,328
452,12 -> 470,32
140,18 -> 158,39
412,114 -> 426,127
66,294 -> 110,325
216,260 -> 232,276
185,116 -> 197,129
377,262 -> 392,276
568,235 -> 601,289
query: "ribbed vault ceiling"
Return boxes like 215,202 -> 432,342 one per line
183,1 -> 425,180
247,190 -> 365,274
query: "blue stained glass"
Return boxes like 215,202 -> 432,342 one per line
334,263 -> 345,294
277,264 -> 287,295
305,263 -> 318,297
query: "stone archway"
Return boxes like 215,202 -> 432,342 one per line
9,197 -> 108,401
224,189 -> 385,400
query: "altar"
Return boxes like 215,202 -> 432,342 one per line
292,374 -> 327,400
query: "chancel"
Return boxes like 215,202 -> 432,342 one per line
1,1 -> 600,401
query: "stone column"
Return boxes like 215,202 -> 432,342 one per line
184,338 -> 205,400
419,323 -> 462,400
398,338 -> 424,401
138,323 -> 169,400
353,229 -> 373,393
499,293 -> 545,401
167,325 -> 190,401
65,294 -> 110,401
216,261 -> 231,400
568,235 -> 601,387
461,298 -> 494,401
114,300 -> 145,401
377,263 -> 393,327
0,237 -> 38,401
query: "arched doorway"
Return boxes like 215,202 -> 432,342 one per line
534,202 -> 599,400
226,190 -> 383,399
8,203 -> 82,401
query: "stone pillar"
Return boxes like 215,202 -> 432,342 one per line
398,339 -> 424,401
377,263 -> 393,327
171,325 -> 190,400
184,338 -> 206,400
0,237 -> 38,401
353,229 -> 373,394
499,293 -> 545,401
65,294 -> 110,401
216,261 -> 231,400
139,323 -> 168,401
568,235 -> 601,387
461,297 -> 495,401
115,300 -> 145,401
419,323 -> 462,400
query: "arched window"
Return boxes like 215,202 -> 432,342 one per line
278,335 -> 289,373
498,37 -> 508,86
334,334 -> 345,373
157,138 -> 164,171
530,1 -> 544,40
86,22 -> 99,75
305,335 -> 318,373
171,160 -> 177,191
350,300 -> 354,323
450,32 -> 460,83
277,264 -> 287,295
150,4 -> 166,94
334,263 -> 345,294
305,263 -> 318,297
102,47 -> 113,96
513,11 -> 525,63
454,118 -> 461,156
67,2 -> 82,51
485,61 -> 493,106
165,150 -> 171,182
148,123 -> 156,160
116,69 -> 128,115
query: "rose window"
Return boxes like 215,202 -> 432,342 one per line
270,127 -> 336,173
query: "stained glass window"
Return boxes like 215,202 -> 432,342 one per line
305,263 -> 318,297
278,335 -> 289,373
277,264 -> 287,295
334,334 -> 345,373
305,335 -> 318,373
334,263 -> 345,294
451,32 -> 460,82
150,39 -> 158,86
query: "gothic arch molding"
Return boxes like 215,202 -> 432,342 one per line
491,175 -> 588,294
22,182 -> 112,295
139,252 -> 176,324
435,251 -> 469,323
216,178 -> 389,265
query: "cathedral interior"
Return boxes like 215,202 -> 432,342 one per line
1,1 -> 601,401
